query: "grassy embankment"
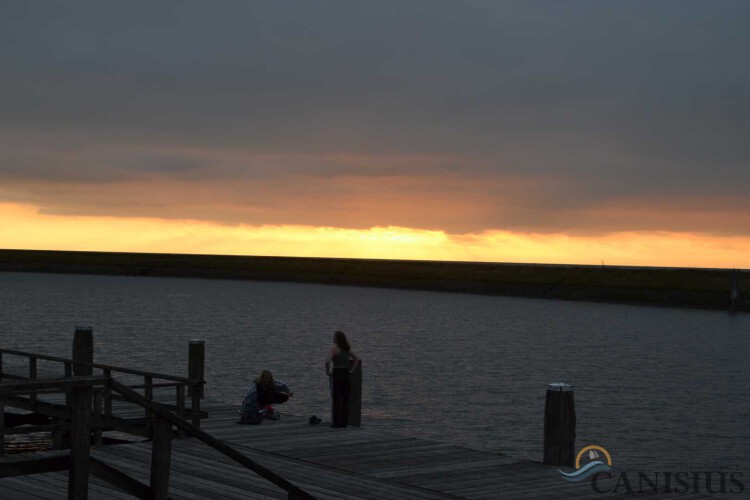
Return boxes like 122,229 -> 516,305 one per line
0,249 -> 747,311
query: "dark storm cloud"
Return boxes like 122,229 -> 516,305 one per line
1,1 -> 749,234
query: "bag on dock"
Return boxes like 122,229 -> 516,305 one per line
308,415 -> 322,425
237,410 -> 265,425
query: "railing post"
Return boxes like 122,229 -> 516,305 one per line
0,397 -> 5,456
61,361 -> 72,448
188,340 -> 205,399
176,385 -> 186,438
93,389 -> 103,447
57,361 -> 73,449
349,360 -> 362,428
150,415 -> 173,500
68,385 -> 92,499
29,356 -> 38,408
103,369 -> 112,418
144,376 -> 153,437
191,384 -> 201,428
543,382 -> 576,467
52,417 -> 67,450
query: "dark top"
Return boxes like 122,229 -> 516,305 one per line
256,383 -> 273,405
333,349 -> 349,369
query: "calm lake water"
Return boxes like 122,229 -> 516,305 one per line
0,272 -> 748,469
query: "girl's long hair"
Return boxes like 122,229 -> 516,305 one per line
255,370 -> 275,391
333,330 -> 351,352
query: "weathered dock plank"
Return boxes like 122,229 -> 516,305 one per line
0,400 -> 719,499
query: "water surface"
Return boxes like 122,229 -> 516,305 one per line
0,272 -> 747,468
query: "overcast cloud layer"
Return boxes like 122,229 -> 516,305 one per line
2,1 -> 749,235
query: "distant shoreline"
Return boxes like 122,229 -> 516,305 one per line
1,249 -> 747,312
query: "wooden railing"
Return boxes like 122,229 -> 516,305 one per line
0,376 -> 110,498
0,336 -> 205,434
0,376 -> 317,500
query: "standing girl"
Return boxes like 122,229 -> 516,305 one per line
325,331 -> 360,428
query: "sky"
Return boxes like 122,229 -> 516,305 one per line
2,1 -> 749,268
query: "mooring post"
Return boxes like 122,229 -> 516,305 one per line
543,382 -> 576,466
58,327 -> 94,450
73,327 -> 94,376
330,360 -> 363,427
349,361 -> 362,427
188,340 -> 205,399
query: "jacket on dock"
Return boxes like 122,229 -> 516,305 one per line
240,380 -> 291,418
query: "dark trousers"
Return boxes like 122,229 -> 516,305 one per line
331,368 -> 350,427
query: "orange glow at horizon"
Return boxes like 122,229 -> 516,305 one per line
1,202 -> 749,269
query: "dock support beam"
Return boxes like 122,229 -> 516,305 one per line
150,415 -> 172,500
543,382 -> 576,466
68,386 -> 92,499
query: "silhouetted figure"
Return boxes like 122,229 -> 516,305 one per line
238,370 -> 293,423
325,331 -> 360,428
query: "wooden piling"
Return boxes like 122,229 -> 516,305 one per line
329,361 -> 363,427
188,340 -> 204,399
349,361 -> 362,428
543,382 -> 576,466
72,327 -> 94,376
59,327 -> 94,451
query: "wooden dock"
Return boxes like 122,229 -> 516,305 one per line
0,332 -> 719,499
2,398 -> 717,499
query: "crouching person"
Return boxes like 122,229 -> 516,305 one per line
238,370 -> 293,424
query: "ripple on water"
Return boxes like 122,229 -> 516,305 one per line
0,272 -> 748,468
